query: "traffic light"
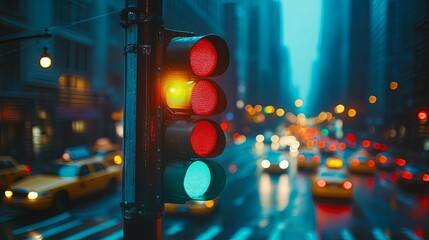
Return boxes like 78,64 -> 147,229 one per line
161,31 -> 229,203
417,109 -> 428,123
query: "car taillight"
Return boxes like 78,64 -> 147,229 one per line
298,155 -> 305,162
395,158 -> 406,167
378,156 -> 387,164
422,174 -> 429,182
342,181 -> 353,190
24,165 -> 31,173
401,171 -> 413,180
367,160 -> 375,168
351,159 -> 360,167
316,179 -> 326,188
313,156 -> 320,163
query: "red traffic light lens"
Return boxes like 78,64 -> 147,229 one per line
192,80 -> 217,115
191,121 -> 218,157
418,110 -> 428,120
190,39 -> 217,77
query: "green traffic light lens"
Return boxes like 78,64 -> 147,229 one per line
183,161 -> 211,199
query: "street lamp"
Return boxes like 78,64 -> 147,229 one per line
39,46 -> 52,68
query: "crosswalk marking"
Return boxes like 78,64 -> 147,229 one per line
195,225 -> 222,240
24,219 -> 82,240
100,229 -> 123,240
340,229 -> 354,240
63,219 -> 119,240
13,212 -> 71,235
165,222 -> 184,236
372,228 -> 389,240
230,226 -> 253,240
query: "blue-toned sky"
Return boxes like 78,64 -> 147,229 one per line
282,0 -> 322,114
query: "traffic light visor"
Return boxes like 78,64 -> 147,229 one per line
166,35 -> 229,77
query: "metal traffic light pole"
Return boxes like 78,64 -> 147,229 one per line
121,0 -> 163,239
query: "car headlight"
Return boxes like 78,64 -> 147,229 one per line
261,159 -> 271,168
28,191 -> 39,200
279,160 -> 289,169
4,190 -> 13,199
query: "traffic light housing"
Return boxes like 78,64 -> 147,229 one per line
161,30 -> 229,203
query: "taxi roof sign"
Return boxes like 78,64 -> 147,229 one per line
325,157 -> 343,169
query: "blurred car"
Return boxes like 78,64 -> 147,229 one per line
259,151 -> 290,174
297,150 -> 320,171
3,159 -> 121,211
397,164 -> 429,189
93,138 -> 122,165
325,157 -> 344,169
375,152 -> 397,170
61,146 -> 92,162
311,167 -> 353,199
347,155 -> 376,174
0,156 -> 31,189
164,198 -> 219,215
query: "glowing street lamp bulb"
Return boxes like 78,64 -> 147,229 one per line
40,56 -> 52,68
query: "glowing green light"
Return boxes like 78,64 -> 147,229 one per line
183,161 -> 211,199
321,128 -> 329,136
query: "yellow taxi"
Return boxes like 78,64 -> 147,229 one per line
3,159 -> 121,211
164,198 -> 219,215
311,167 -> 353,199
93,138 -> 122,165
0,156 -> 31,189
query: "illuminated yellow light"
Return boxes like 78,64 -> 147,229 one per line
276,108 -> 285,117
245,104 -> 253,113
334,104 -> 345,114
390,81 -> 398,90
264,105 -> 275,114
318,112 -> 327,121
165,80 -> 193,110
5,190 -> 13,198
326,158 -> 343,168
348,108 -> 357,117
40,56 -> 52,68
368,95 -> 377,104
113,155 -> 123,165
255,134 -> 265,143
254,105 -> 263,112
295,99 -> 303,107
205,200 -> 215,208
28,191 -> 39,200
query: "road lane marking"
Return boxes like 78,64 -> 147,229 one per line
24,219 -> 82,240
230,226 -> 253,240
165,222 -> 184,236
268,221 -> 286,240
372,228 -> 388,240
63,219 -> 119,240
100,229 -> 123,240
195,225 -> 222,240
400,228 -> 423,240
340,229 -> 354,240
13,212 -> 71,235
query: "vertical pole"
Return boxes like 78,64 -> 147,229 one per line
121,0 -> 163,239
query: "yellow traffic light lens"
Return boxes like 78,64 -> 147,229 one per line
165,80 -> 193,110
113,155 -> 122,165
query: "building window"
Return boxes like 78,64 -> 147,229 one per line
59,74 -> 89,91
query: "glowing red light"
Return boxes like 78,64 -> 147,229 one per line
401,171 -> 413,180
328,144 -> 336,152
342,181 -> 353,190
380,144 -> 387,151
232,132 -> 241,140
351,159 -> 360,167
190,39 -> 217,77
316,179 -> 327,188
423,174 -> 429,182
395,158 -> 406,167
190,121 -> 218,157
220,122 -> 229,131
191,80 -> 217,115
362,140 -> 371,148
378,156 -> 387,164
373,143 -> 381,150
417,110 -> 428,120
367,160 -> 375,168
24,165 -> 31,173
313,156 -> 321,163
338,142 -> 346,150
